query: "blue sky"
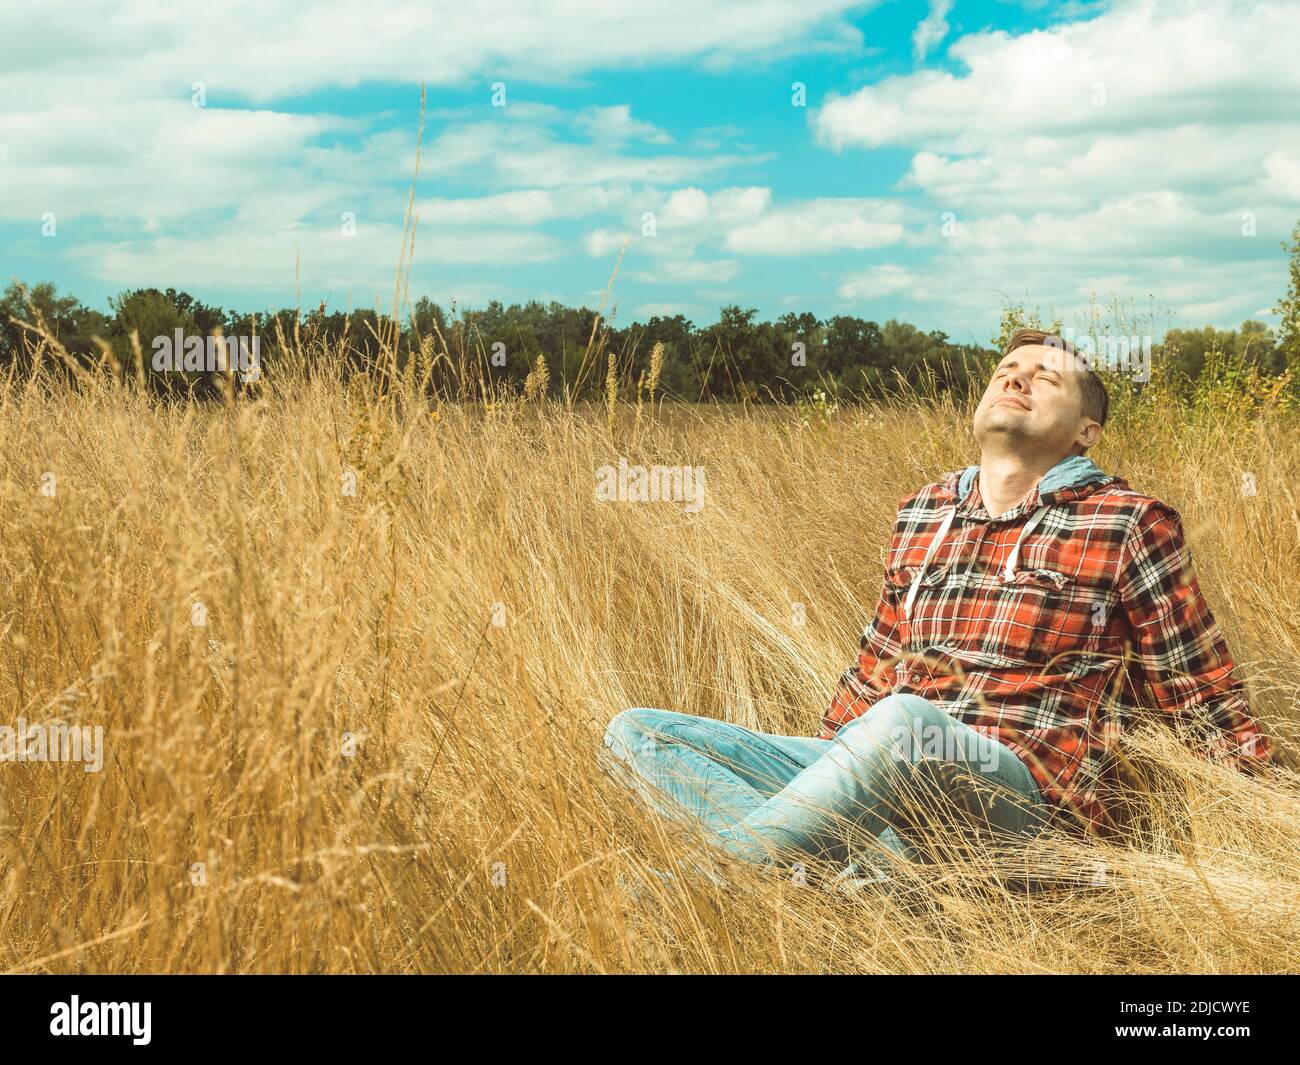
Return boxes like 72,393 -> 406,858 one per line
2,0 -> 1298,346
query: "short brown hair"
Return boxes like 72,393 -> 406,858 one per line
1002,327 -> 1109,430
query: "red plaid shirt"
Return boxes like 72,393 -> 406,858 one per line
816,465 -> 1273,836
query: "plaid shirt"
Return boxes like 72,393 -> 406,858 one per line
816,465 -> 1274,836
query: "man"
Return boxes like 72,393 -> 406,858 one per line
600,328 -> 1274,892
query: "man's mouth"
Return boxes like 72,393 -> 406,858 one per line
995,396 -> 1029,410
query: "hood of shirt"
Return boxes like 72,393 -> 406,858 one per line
943,454 -> 1123,520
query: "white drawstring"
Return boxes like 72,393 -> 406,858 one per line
1003,505 -> 1050,581
903,503 -> 1051,619
903,505 -> 956,619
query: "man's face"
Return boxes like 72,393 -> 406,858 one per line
973,343 -> 1097,456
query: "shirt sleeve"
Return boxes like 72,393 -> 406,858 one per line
815,535 -> 907,740
1115,501 -> 1273,772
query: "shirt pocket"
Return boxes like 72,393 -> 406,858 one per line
885,561 -> 954,649
983,567 -> 1078,665
882,565 -> 915,616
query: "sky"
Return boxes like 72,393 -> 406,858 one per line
2,0 -> 1298,347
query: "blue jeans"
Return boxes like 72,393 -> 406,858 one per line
599,694 -> 1052,875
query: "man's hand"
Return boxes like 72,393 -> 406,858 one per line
1200,730 -> 1273,778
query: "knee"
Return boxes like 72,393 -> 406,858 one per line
870,694 -> 949,731
837,694 -> 949,759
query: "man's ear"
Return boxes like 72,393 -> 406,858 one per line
1075,420 -> 1102,452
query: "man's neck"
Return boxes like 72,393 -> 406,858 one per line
977,453 -> 1063,519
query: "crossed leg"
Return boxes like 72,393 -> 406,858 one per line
600,694 -> 1050,875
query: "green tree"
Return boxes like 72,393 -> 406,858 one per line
0,281 -> 110,367
1274,220 -> 1300,372
108,288 -> 197,365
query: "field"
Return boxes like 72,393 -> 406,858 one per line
1,348 -> 1298,974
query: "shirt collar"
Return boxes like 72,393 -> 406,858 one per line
955,454 -> 1110,521
958,476 -> 1041,522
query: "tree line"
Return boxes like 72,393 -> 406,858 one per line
4,221 -> 1299,407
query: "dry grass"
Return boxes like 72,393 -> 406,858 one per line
1,348 -> 1298,974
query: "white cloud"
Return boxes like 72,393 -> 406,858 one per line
1263,151 -> 1300,201
808,0 -> 1300,336
900,122 -> 1300,217
0,1 -> 875,105
584,229 -> 635,258
574,105 -> 673,144
421,187 -> 627,227
833,211 -> 1285,339
584,186 -> 771,261
636,302 -> 690,317
629,259 -> 741,283
659,188 -> 712,228
726,198 -> 909,254
0,101 -> 361,224
659,186 -> 772,230
816,1 -> 1300,155
812,0 -> 1300,234
72,222 -> 565,294
837,263 -> 924,300
912,0 -> 953,62
420,117 -> 757,189
0,1 -> 835,301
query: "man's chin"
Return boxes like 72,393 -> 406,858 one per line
975,412 -> 1028,439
